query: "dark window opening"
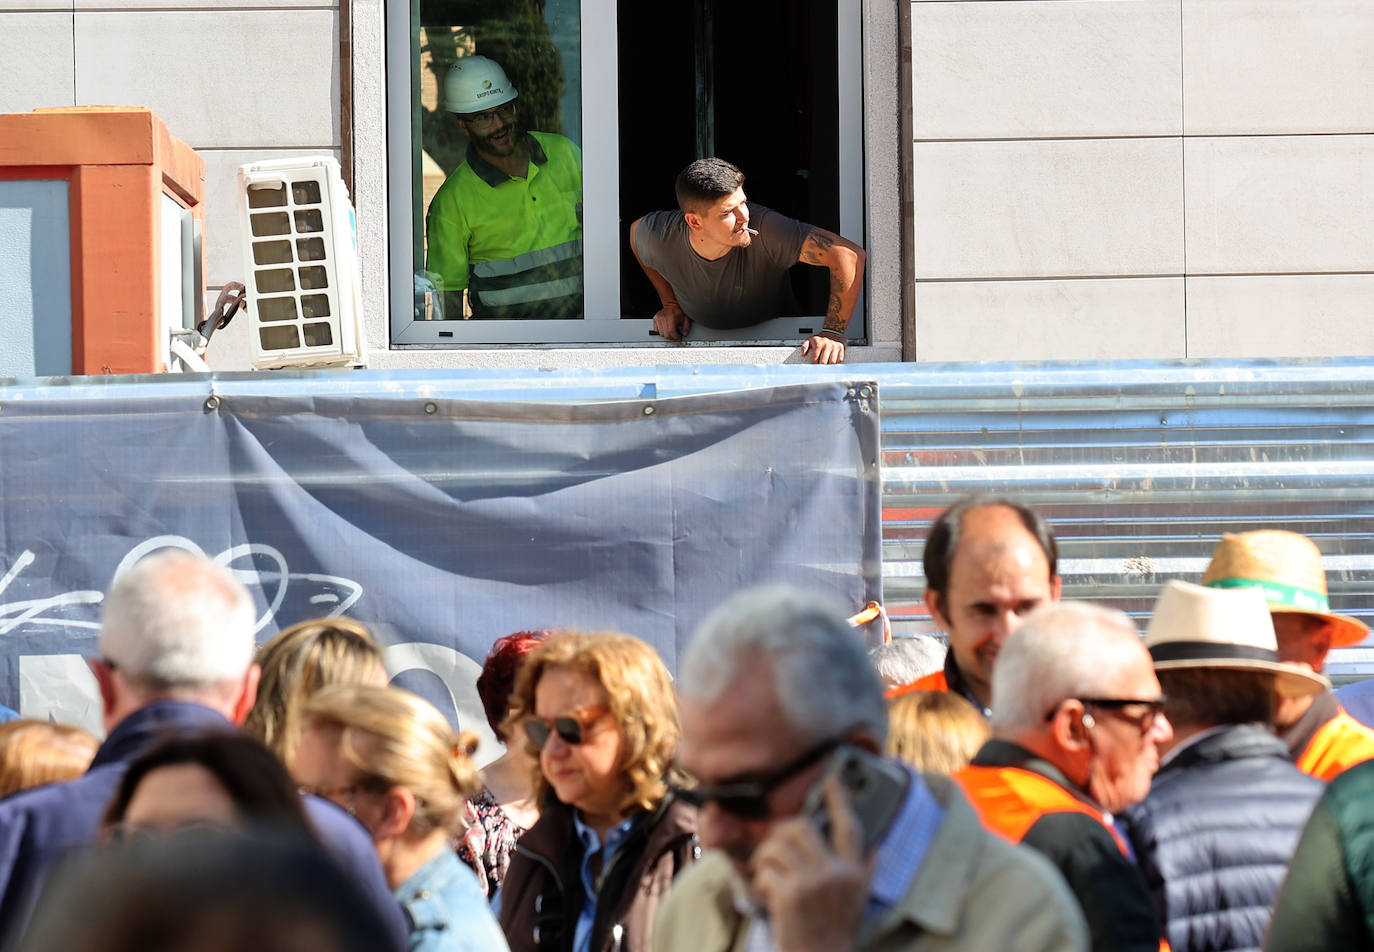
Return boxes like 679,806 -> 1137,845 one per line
617,0 -> 841,319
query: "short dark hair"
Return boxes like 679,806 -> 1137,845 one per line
923,495 -> 1058,596
1158,668 -> 1276,731
675,157 -> 745,213
21,829 -> 395,952
475,630 -> 550,741
103,731 -> 311,834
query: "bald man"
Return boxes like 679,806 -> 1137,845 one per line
889,496 -> 1062,714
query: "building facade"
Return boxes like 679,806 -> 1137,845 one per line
3,0 -> 1372,371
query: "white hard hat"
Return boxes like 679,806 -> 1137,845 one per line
444,56 -> 519,114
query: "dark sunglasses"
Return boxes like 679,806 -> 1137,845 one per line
1082,696 -> 1167,734
669,739 -> 838,820
1047,696 -> 1167,737
522,705 -> 609,750
1045,695 -> 1167,721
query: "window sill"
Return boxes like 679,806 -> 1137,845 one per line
367,343 -> 902,370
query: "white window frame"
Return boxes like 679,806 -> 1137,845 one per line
386,0 -> 866,347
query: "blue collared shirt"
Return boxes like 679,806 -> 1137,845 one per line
737,765 -> 943,952
866,767 -> 943,916
571,810 -> 642,952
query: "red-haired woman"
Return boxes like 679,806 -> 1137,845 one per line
458,630 -> 548,897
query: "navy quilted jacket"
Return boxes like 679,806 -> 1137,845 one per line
1122,724 -> 1324,952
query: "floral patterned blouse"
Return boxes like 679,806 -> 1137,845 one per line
455,787 -> 526,899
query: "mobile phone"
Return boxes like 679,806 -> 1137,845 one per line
800,745 -> 910,854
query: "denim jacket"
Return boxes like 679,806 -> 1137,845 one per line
397,848 -> 510,952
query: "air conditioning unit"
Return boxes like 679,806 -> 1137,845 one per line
237,157 -> 365,369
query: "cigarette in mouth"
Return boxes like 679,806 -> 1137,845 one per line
745,227 -> 759,236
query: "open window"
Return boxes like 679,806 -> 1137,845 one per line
387,0 -> 865,347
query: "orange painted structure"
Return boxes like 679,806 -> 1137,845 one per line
0,107 -> 205,374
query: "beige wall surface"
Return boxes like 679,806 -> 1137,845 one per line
6,0 -> 1372,369
911,0 -> 1374,362
1,0 -> 905,371
0,0 -> 339,372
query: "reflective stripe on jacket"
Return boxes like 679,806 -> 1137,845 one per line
425,131 -> 583,320
469,238 -> 583,317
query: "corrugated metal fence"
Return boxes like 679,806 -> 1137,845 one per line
870,359 -> 1374,681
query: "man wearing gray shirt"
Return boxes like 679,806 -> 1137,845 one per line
630,158 -> 865,364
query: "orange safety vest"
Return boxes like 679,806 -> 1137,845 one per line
955,764 -> 1171,952
1295,707 -> 1374,781
953,764 -> 1130,855
884,668 -> 947,700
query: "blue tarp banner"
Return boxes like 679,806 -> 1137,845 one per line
0,375 -> 881,754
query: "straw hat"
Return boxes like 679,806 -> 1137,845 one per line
1201,530 -> 1368,648
1145,580 -> 1330,697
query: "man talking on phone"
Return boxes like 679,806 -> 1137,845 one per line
657,585 -> 1087,952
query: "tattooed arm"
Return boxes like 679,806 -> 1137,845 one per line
797,227 -> 866,364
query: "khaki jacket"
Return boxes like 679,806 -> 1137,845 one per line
653,773 -> 1087,952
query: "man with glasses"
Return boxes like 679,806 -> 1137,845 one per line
657,584 -> 1087,952
1122,581 -> 1327,952
954,601 -> 1169,952
426,55 -> 583,320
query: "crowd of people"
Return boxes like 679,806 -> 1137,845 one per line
0,496 -> 1372,952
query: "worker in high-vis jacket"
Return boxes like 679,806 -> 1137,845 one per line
1201,530 -> 1374,781
425,56 -> 583,320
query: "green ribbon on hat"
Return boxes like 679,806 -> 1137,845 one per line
1206,576 -> 1330,612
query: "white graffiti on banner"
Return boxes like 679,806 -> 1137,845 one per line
0,550 -> 103,636
4,541 -> 501,764
0,535 -> 364,636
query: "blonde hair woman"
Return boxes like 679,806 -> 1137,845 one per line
886,690 -> 989,774
244,617 -> 387,765
0,720 -> 98,798
496,631 -> 697,952
294,685 -> 508,952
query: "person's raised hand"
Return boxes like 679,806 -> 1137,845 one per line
749,776 -> 871,952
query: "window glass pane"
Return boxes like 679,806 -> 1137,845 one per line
413,2 -> 584,322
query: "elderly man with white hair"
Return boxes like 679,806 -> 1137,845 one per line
953,601 -> 1170,952
655,584 -> 1087,952
867,636 -> 947,692
0,551 -> 406,950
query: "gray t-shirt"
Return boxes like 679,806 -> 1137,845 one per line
633,206 -> 810,329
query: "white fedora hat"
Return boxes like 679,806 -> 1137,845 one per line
1145,580 -> 1330,697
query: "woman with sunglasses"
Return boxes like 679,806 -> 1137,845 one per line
293,684 -> 510,952
496,632 -> 698,952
